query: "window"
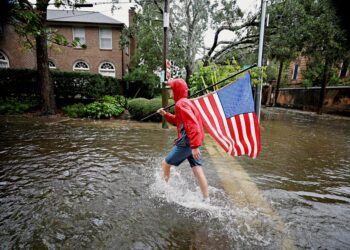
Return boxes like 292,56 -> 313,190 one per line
124,45 -> 129,55
292,63 -> 299,80
100,28 -> 112,49
48,60 -> 56,69
99,62 -> 116,77
73,61 -> 89,72
73,27 -> 85,48
0,51 -> 10,68
339,60 -> 349,78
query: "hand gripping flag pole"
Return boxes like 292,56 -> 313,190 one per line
140,64 -> 257,121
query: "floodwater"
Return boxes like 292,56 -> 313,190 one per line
0,108 -> 349,249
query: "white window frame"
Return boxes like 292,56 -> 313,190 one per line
73,61 -> 89,72
72,27 -> 86,48
99,62 -> 116,78
99,28 -> 112,50
292,63 -> 299,81
48,60 -> 56,69
0,51 -> 10,68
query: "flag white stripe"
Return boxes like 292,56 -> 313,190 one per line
230,116 -> 245,154
239,114 -> 252,156
249,113 -> 258,158
204,96 -> 234,155
193,99 -> 229,151
213,94 -> 238,156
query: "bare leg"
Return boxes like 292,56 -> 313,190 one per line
162,160 -> 171,182
192,166 -> 209,199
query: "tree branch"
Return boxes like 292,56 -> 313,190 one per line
203,14 -> 259,65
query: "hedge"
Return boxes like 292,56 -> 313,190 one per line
0,68 -> 121,99
128,97 -> 175,122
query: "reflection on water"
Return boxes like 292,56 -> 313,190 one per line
0,109 -> 349,249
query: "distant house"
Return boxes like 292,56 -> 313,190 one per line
0,8 -> 137,79
287,56 -> 350,86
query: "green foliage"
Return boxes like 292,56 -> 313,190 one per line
189,60 -> 266,94
127,3 -> 163,71
85,101 -> 123,119
303,61 -> 346,87
115,95 -> 128,109
0,69 -> 121,99
127,98 -> 149,120
189,61 -> 242,93
0,97 -> 41,114
0,69 -> 39,97
53,71 -> 121,99
123,65 -> 159,99
62,103 -> 86,118
127,98 -> 175,122
62,96 -> 125,119
265,63 -> 278,82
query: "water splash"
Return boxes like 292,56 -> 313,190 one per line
149,166 -> 273,247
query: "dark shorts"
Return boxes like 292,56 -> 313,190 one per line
165,145 -> 202,167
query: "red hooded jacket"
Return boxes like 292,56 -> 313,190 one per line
164,79 -> 204,149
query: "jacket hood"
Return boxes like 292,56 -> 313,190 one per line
169,79 -> 188,102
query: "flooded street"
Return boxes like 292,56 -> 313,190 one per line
0,108 -> 349,249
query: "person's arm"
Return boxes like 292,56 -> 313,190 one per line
178,103 -> 202,149
157,108 -> 176,125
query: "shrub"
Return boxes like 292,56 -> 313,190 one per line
52,71 -> 121,99
62,103 -> 86,118
127,98 -> 149,120
62,95 -> 124,119
0,97 -> 41,114
0,69 -> 39,97
127,97 -> 174,121
0,68 -> 121,99
123,65 -> 159,98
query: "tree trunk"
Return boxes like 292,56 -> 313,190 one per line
36,0 -> 56,115
185,64 -> 192,84
317,58 -> 330,115
274,60 -> 284,106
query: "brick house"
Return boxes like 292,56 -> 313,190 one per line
0,8 -> 136,79
287,56 -> 350,86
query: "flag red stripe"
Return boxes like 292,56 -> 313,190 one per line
243,113 -> 254,157
226,117 -> 243,156
234,115 -> 249,155
192,90 -> 261,158
203,96 -> 232,152
253,113 -> 261,157
207,94 -> 236,155
193,99 -> 229,152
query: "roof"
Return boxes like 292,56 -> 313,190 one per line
47,9 -> 124,26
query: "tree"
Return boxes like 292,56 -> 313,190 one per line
202,0 -> 260,66
300,0 -> 347,114
8,0 -> 84,115
171,0 -> 212,82
124,0 -> 213,82
266,0 -> 348,113
265,0 -> 303,105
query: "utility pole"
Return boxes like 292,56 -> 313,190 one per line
162,0 -> 169,129
256,0 -> 267,122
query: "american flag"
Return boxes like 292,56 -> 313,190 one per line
191,73 -> 261,158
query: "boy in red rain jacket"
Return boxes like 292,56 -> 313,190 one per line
158,78 -> 209,201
